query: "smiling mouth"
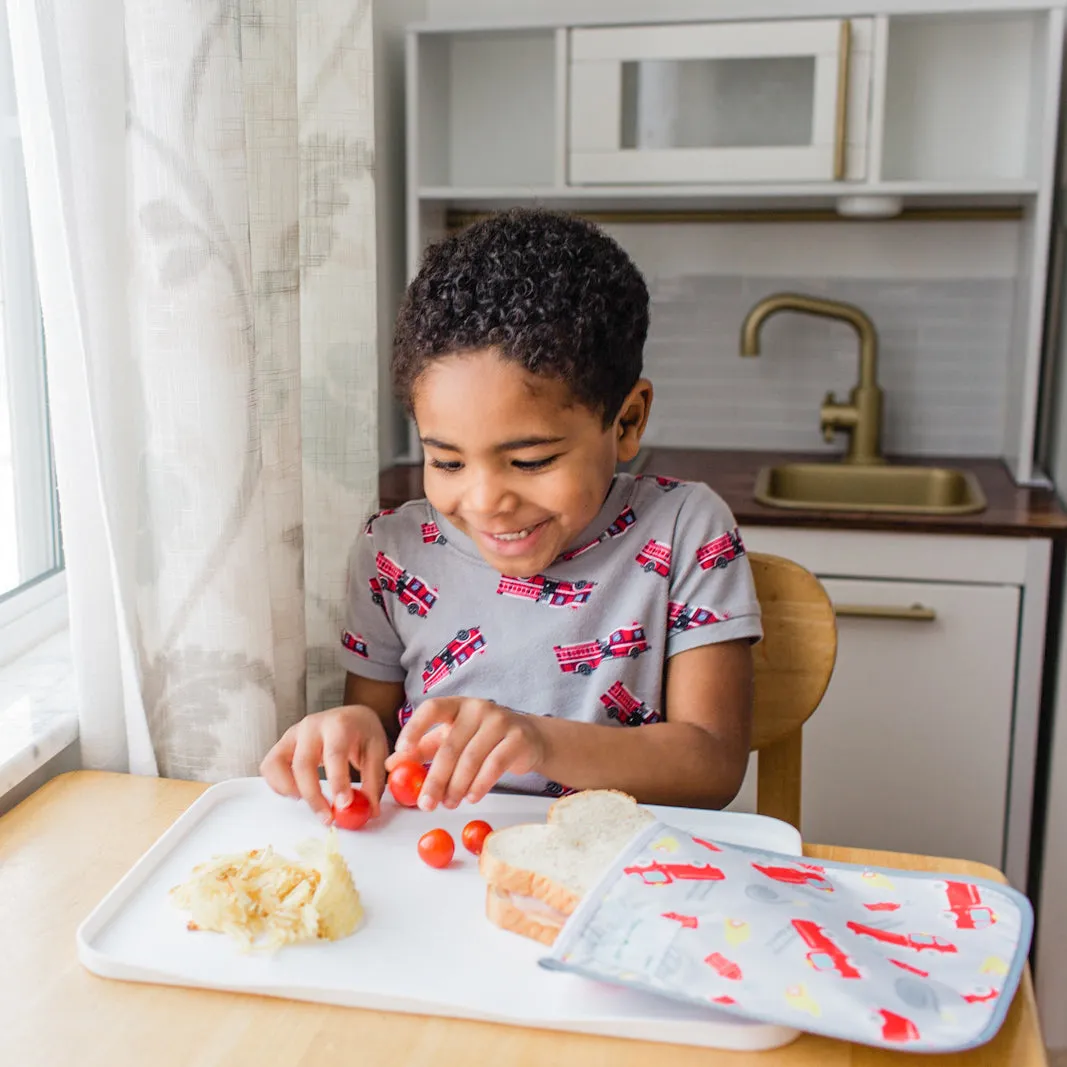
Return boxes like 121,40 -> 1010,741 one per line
484,520 -> 548,543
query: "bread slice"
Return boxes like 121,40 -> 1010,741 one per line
479,789 -> 654,943
485,885 -> 566,947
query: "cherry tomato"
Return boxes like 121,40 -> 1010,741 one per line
418,828 -> 455,869
461,819 -> 493,856
388,759 -> 427,807
331,789 -> 372,831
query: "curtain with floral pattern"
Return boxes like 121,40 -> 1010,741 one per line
7,0 -> 379,778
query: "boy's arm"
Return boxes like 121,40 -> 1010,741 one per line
532,639 -> 753,809
343,671 -> 407,748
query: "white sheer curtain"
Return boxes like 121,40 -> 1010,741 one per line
6,0 -> 379,779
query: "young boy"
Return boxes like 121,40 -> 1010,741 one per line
261,208 -> 762,825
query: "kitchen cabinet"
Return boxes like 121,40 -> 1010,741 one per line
407,4 -> 1059,202
729,526 -> 1051,887
568,18 -> 871,185
802,577 -> 1018,868
402,3 -> 1065,481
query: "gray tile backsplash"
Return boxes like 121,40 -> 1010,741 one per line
641,274 -> 1013,457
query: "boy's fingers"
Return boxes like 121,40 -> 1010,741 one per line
260,729 -> 300,798
466,734 -> 525,804
292,733 -> 332,824
395,698 -> 461,753
386,724 -> 450,770
441,722 -> 506,809
355,733 -> 388,817
418,713 -> 482,811
322,723 -> 354,811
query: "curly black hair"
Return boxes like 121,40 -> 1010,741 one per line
392,208 -> 649,427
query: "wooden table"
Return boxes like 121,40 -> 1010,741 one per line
0,771 -> 1048,1067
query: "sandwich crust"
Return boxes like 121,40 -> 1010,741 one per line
485,886 -> 565,947
479,789 -> 653,940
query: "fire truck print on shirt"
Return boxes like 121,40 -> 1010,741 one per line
422,627 -> 486,693
421,521 -> 446,546
496,573 -> 595,609
599,681 -> 661,726
635,539 -> 671,577
374,551 -> 438,617
341,630 -> 368,658
696,528 -> 745,571
668,600 -> 724,631
554,623 -> 649,675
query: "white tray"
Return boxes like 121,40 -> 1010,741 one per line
77,778 -> 802,1052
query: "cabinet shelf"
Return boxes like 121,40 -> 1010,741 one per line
418,181 -> 1037,216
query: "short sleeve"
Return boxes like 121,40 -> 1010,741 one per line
666,484 -> 763,657
339,529 -> 406,681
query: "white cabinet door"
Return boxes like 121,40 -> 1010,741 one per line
568,18 -> 872,185
729,576 -> 1018,868
804,578 -> 1019,868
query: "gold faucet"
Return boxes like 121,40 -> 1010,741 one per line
740,292 -> 884,465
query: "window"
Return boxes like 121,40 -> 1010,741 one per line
0,5 -> 64,666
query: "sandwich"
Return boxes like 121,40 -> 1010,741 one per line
478,789 -> 655,945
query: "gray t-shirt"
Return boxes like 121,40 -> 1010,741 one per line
340,473 -> 763,796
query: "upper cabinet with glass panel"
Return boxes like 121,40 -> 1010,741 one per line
569,19 -> 873,185
406,7 -> 1060,203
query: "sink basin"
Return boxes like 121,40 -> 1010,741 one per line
753,462 -> 987,516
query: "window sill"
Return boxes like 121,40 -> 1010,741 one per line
0,628 -> 78,803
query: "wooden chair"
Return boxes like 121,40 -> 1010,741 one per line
748,552 -> 838,830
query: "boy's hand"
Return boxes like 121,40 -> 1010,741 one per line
387,698 -> 547,811
260,705 -> 389,824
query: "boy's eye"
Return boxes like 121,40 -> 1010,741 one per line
512,455 -> 559,471
428,458 -> 462,472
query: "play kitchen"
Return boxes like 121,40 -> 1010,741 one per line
388,0 -> 1067,917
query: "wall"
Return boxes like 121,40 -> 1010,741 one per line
373,0 -> 428,469
1037,215 -> 1067,1051
1038,608 -> 1067,1050
607,219 -> 1019,457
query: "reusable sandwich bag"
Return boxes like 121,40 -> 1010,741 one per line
540,823 -> 1032,1053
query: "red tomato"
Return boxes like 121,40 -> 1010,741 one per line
331,789 -> 372,831
461,819 -> 493,856
388,759 -> 427,807
418,828 -> 454,869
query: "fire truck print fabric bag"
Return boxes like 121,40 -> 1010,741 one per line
542,822 -> 1032,1053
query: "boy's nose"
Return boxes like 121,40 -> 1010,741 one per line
465,472 -> 517,517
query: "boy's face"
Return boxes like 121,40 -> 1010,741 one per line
413,348 -> 651,577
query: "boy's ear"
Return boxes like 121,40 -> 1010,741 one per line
615,378 -> 653,463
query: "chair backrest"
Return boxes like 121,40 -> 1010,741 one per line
748,552 -> 838,830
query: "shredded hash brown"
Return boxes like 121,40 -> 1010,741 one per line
169,831 -> 363,951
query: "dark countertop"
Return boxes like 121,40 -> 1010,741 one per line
379,448 -> 1067,539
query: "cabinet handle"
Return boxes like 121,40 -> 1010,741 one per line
833,603 -> 937,622
833,20 -> 851,181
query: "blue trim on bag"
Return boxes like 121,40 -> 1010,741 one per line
539,821 -> 1034,1054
